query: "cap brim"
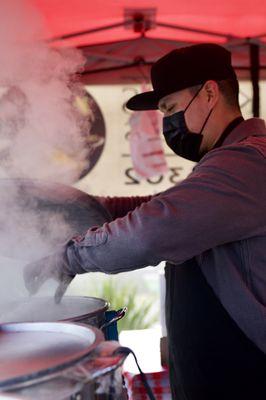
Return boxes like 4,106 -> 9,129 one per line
126,91 -> 159,111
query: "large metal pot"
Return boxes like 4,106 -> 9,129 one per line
0,296 -> 109,328
0,322 -> 128,400
0,296 -> 126,342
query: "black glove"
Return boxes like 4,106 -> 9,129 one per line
23,246 -> 75,304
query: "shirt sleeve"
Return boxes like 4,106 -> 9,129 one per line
66,144 -> 266,274
95,195 -> 153,219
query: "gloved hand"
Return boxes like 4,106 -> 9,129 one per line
23,246 -> 75,304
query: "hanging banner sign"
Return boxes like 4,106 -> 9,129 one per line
75,84 -> 196,197
128,109 -> 168,179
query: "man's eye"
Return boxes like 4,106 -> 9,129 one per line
167,105 -> 175,113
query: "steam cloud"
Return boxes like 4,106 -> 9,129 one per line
0,0 -> 89,183
0,0 -> 93,310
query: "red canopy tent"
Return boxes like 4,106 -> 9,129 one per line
33,0 -> 266,116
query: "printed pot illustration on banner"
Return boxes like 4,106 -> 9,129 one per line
74,91 -> 106,180
0,87 -> 106,184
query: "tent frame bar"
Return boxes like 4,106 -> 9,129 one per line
157,22 -> 237,40
48,21 -> 131,42
249,42 -> 260,117
50,19 -> 240,43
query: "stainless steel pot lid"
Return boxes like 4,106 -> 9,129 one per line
0,322 -> 103,389
0,296 -> 108,324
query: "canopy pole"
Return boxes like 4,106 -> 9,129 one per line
249,43 -> 260,117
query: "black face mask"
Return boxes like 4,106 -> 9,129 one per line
162,86 -> 213,162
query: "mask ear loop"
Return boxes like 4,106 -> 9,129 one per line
199,108 -> 213,134
184,83 -> 205,113
184,82 -> 213,134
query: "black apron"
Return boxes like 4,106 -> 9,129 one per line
165,259 -> 266,400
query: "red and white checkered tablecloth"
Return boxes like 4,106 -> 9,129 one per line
119,328 -> 171,400
124,369 -> 171,400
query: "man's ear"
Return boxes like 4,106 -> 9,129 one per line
204,80 -> 219,109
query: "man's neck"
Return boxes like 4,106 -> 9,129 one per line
212,115 -> 244,150
207,109 -> 243,151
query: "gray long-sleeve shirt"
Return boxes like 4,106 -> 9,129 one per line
67,118 -> 266,353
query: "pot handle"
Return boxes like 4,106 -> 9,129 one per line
100,307 -> 127,331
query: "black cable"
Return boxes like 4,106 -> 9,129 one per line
113,347 -> 156,400
108,370 -> 116,400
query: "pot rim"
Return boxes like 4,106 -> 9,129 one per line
0,296 -> 110,324
59,295 -> 109,322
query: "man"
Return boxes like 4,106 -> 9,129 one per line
24,44 -> 266,399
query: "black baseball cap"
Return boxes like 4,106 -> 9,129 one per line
126,43 -> 237,111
